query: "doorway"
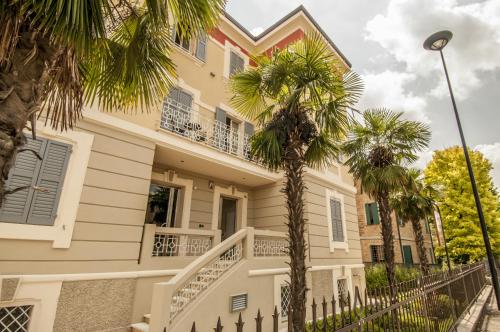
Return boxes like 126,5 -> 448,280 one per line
220,197 -> 237,241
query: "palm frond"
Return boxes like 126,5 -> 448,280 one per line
84,10 -> 175,112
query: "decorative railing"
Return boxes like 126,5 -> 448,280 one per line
160,98 -> 252,160
152,227 -> 216,257
254,229 -> 288,257
139,225 -> 221,264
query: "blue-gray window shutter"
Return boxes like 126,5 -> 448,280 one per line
244,122 -> 254,137
168,87 -> 192,107
0,138 -> 45,224
215,107 -> 227,124
27,140 -> 71,225
330,198 -> 344,242
195,34 -> 207,61
229,52 -> 244,75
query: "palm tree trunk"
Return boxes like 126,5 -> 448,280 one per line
411,217 -> 430,275
377,192 -> 397,300
283,130 -> 307,332
0,29 -> 53,206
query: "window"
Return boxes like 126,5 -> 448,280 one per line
0,137 -> 70,226
403,245 -> 413,265
329,198 -> 344,242
337,279 -> 348,305
145,184 -> 180,227
229,51 -> 244,76
365,202 -> 379,225
396,213 -> 404,226
370,245 -> 384,262
173,24 -> 190,51
280,284 -> 291,320
0,305 -> 33,332
195,33 -> 207,61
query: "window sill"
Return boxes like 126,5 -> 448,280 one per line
329,241 -> 349,253
173,44 -> 206,66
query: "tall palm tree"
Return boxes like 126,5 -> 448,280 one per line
391,168 -> 436,276
0,0 -> 225,204
342,109 -> 430,298
230,34 -> 363,330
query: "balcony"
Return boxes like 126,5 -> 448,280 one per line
160,98 -> 252,161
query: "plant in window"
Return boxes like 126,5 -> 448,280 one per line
230,33 -> 363,331
342,109 -> 430,300
390,168 -> 436,275
0,0 -> 225,206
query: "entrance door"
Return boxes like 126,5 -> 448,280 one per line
220,198 -> 237,241
403,245 -> 414,266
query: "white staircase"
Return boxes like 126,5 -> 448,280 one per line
131,227 -> 288,332
132,228 -> 250,332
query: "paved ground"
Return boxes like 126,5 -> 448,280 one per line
479,292 -> 500,331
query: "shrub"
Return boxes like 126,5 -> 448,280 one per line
365,264 -> 421,289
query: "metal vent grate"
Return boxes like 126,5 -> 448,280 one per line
0,305 -> 33,332
231,293 -> 248,312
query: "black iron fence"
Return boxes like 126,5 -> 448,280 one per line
188,262 -> 486,332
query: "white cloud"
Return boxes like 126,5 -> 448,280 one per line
357,70 -> 430,123
365,0 -> 500,100
413,149 -> 434,170
475,142 -> 500,189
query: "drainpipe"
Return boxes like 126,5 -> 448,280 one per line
395,215 -> 405,265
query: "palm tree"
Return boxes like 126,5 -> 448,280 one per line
391,168 -> 436,275
230,34 -> 363,330
342,109 -> 430,298
0,0 -> 225,204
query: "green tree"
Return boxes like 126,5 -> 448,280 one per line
390,168 -> 435,275
230,34 -> 363,331
424,147 -> 500,263
0,0 -> 225,204
342,109 -> 430,297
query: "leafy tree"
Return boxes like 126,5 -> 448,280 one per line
424,147 -> 500,263
0,0 -> 225,204
342,109 -> 430,298
391,168 -> 435,275
230,33 -> 363,331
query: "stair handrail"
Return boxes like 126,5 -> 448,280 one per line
167,227 -> 249,288
149,227 -> 254,332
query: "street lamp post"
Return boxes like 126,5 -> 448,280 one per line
424,30 -> 500,309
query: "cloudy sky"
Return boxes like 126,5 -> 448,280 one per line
226,0 -> 500,188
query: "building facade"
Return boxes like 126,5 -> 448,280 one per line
355,190 -> 435,267
0,6 -> 365,332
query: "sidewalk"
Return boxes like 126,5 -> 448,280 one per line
479,292 -> 500,331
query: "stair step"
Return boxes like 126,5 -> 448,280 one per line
143,314 -> 151,324
131,322 -> 149,332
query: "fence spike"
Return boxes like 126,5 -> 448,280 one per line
322,297 -> 327,332
214,317 -> 223,332
272,306 -> 279,332
255,309 -> 263,332
311,298 -> 317,332
235,312 -> 244,332
191,322 -> 196,332
331,295 -> 336,329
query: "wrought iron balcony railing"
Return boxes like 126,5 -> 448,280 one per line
160,98 -> 252,160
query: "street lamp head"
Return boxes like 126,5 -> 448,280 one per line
423,30 -> 453,51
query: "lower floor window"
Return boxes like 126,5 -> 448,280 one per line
337,279 -> 348,305
370,245 -> 385,262
0,305 -> 33,332
280,284 -> 291,320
